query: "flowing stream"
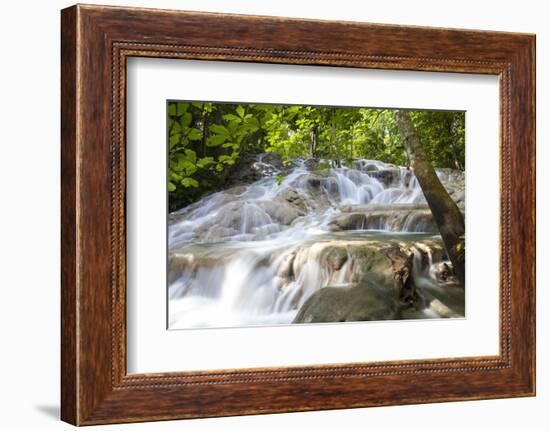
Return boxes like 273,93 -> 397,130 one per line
168,156 -> 465,329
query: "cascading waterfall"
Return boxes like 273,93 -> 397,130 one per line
168,157 -> 465,329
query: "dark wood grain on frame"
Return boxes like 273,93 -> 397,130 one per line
61,4 -> 535,425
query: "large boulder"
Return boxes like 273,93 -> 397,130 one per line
364,168 -> 405,187
288,173 -> 332,211
348,244 -> 406,291
276,188 -> 308,213
292,283 -> 399,323
329,212 -> 367,231
291,241 -> 419,323
262,200 -> 304,226
328,208 -> 438,233
227,152 -> 285,184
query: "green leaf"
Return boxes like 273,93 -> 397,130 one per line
187,128 -> 202,141
176,102 -> 188,116
226,121 -> 237,136
167,181 -> 176,192
174,154 -> 197,175
207,134 -> 227,147
236,105 -> 245,118
181,177 -> 199,188
184,164 -> 197,176
286,106 -> 301,115
245,117 -> 260,131
209,124 -> 230,136
180,112 -> 192,128
168,103 -> 176,116
262,112 -> 275,125
170,121 -> 182,135
169,134 -> 180,149
196,157 -> 215,168
169,171 -> 182,181
184,149 -> 197,164
185,163 -> 198,176
222,114 -> 241,122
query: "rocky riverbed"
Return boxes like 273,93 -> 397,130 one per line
168,154 -> 465,329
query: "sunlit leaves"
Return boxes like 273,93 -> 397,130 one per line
168,101 -> 251,196
181,177 -> 199,188
409,111 -> 465,169
176,102 -> 188,116
172,153 -> 197,176
209,124 -> 230,136
180,112 -> 192,128
169,134 -> 180,149
187,128 -> 202,141
196,157 -> 214,169
184,149 -> 196,164
207,134 -> 227,147
170,121 -> 182,135
166,100 -> 465,205
222,113 -> 241,122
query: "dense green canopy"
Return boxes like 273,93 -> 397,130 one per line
168,101 -> 465,210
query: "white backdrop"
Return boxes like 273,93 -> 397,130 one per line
127,59 -> 500,373
0,0 -> 547,430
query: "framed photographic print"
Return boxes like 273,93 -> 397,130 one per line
61,4 -> 536,425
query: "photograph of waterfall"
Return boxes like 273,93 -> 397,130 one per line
167,101 -> 466,329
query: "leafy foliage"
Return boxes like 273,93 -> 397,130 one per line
167,101 -> 465,210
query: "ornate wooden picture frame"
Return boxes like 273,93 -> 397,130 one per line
61,4 -> 535,425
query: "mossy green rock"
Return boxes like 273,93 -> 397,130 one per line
293,283 -> 399,323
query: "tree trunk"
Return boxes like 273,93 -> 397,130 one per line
201,110 -> 209,158
310,125 -> 318,158
393,110 -> 465,287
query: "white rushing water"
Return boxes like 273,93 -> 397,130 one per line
168,157 -> 465,329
